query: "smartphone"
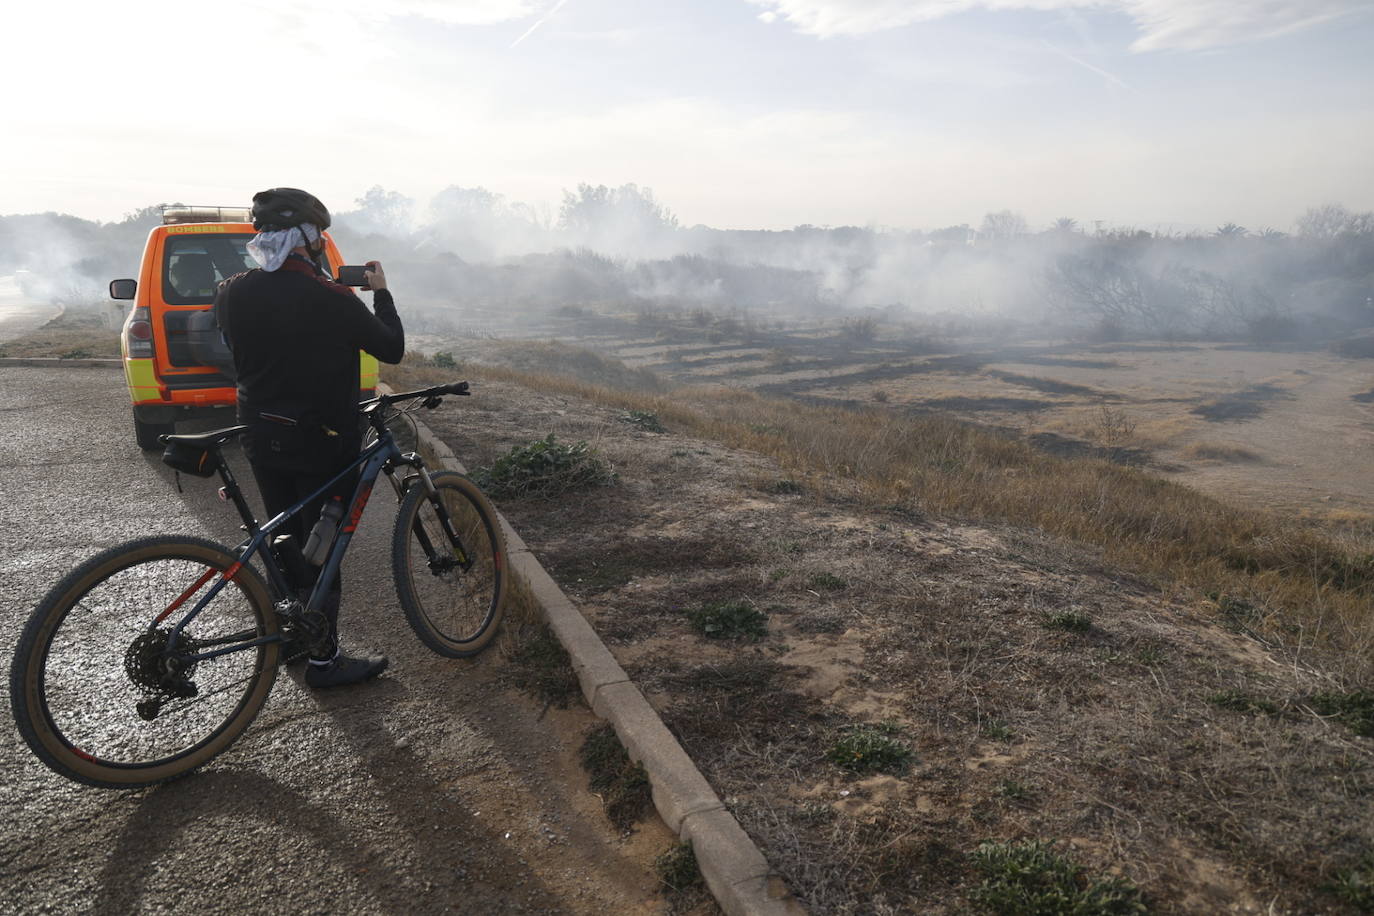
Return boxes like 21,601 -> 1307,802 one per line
336,265 -> 370,287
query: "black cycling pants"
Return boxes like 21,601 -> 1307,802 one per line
250,460 -> 359,592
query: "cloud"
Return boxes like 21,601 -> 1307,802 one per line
268,0 -> 545,25
743,0 -> 1363,50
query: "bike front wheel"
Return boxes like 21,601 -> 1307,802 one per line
392,471 -> 508,657
10,536 -> 279,788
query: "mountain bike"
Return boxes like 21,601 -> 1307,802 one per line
10,381 -> 507,789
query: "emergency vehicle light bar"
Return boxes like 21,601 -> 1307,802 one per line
162,206 -> 252,225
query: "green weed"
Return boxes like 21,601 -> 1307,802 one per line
580,725 -> 651,829
1043,610 -> 1093,633
474,434 -> 615,499
687,601 -> 768,641
982,719 -> 1015,741
1327,851 -> 1374,911
1309,690 -> 1374,738
654,842 -> 702,893
1208,689 -> 1281,717
998,780 -> 1034,803
827,723 -> 914,774
430,350 -> 458,369
620,409 -> 667,433
506,625 -> 580,708
808,572 -> 848,592
970,839 -> 1148,915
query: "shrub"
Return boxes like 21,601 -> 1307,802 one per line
474,434 -> 615,499
430,350 -> 457,369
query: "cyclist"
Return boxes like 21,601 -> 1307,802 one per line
214,188 -> 405,688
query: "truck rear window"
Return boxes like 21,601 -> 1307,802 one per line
162,235 -> 255,305
162,235 -> 334,304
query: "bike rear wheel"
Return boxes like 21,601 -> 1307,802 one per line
10,536 -> 278,788
392,471 -> 507,657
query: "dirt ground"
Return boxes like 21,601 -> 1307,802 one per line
420,371 -> 1374,915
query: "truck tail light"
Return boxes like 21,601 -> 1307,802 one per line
126,307 -> 155,358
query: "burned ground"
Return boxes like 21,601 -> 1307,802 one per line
418,370 -> 1374,915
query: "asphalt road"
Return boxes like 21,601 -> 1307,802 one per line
0,366 -> 667,915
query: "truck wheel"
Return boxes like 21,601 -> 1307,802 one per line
133,411 -> 175,450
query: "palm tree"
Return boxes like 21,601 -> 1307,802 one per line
1052,217 -> 1079,233
1214,223 -> 1248,238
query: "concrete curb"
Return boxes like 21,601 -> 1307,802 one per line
406,396 -> 805,916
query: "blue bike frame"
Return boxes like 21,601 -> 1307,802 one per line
162,413 -> 421,664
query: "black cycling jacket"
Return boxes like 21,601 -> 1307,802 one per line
214,255 -> 405,443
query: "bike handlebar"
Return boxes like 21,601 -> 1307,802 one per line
364,380 -> 470,413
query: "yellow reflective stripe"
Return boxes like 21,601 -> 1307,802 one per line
359,353 -> 379,388
125,358 -> 162,403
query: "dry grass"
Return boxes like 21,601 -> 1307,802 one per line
1043,408 -> 1195,451
389,354 -> 1374,682
0,313 -> 120,358
395,353 -> 1374,914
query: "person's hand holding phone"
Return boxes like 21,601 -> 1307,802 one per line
363,261 -> 386,291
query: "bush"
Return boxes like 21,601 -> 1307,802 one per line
474,434 -> 615,499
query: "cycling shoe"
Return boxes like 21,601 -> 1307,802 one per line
305,653 -> 389,689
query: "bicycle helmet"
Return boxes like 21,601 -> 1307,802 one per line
250,188 -> 331,232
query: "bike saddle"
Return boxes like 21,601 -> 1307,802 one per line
161,426 -> 248,477
161,425 -> 249,449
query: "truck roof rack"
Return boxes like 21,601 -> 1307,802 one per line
162,206 -> 252,225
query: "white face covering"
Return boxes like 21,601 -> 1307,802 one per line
246,223 -> 322,272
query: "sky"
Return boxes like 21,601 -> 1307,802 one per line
5,0 -> 1373,233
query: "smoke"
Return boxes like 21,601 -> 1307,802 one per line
4,189 -> 1372,347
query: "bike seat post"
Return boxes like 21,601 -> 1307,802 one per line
215,457 -> 261,534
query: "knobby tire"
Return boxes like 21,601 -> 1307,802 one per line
10,536 -> 278,788
392,471 -> 507,657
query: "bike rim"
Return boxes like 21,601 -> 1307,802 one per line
35,554 -> 267,772
405,484 -> 501,646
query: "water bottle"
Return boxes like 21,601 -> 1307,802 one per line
302,497 -> 344,566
